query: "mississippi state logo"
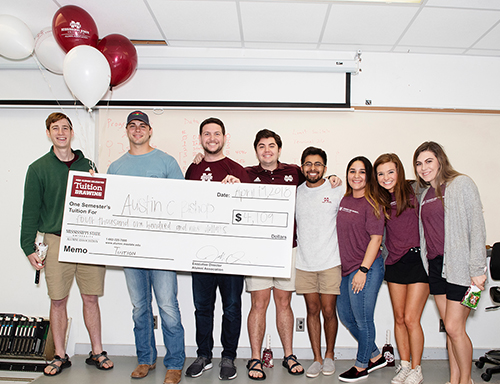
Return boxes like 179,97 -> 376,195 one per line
201,173 -> 213,182
384,350 -> 395,364
284,175 -> 293,182
70,20 -> 81,29
322,197 -> 332,203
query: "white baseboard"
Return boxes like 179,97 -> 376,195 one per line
74,344 -> 491,361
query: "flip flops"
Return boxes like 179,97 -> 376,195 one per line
247,359 -> 266,380
282,354 -> 304,375
85,350 -> 114,370
44,354 -> 72,376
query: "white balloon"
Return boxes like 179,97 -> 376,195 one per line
34,27 -> 65,74
0,14 -> 34,60
63,45 -> 111,110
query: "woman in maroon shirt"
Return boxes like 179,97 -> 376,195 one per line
373,153 -> 429,384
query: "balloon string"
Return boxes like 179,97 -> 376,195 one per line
33,52 -> 98,170
32,54 -> 65,114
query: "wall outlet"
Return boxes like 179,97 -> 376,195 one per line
439,319 -> 446,332
296,317 -> 305,332
154,315 -> 158,329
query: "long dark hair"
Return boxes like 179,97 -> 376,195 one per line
345,156 -> 380,219
373,153 -> 415,220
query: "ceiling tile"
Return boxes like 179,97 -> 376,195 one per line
240,2 -> 328,43
1,0 -> 59,35
425,0 -> 500,10
322,4 -> 419,45
393,46 -> 466,55
244,42 -> 318,50
148,0 -> 241,42
168,40 -> 243,48
320,44 -> 393,53
2,0 -> 500,60
465,49 -> 500,57
57,0 -> 163,40
472,22 -> 500,50
399,7 -> 500,48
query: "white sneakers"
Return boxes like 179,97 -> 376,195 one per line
391,361 -> 423,384
404,365 -> 423,384
391,361 -> 411,384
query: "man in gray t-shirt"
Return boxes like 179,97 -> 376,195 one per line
108,111 -> 185,384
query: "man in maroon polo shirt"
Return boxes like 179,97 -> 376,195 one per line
185,117 -> 250,381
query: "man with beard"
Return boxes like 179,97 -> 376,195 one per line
185,117 -> 250,381
295,146 -> 343,378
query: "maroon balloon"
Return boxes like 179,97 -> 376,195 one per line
97,34 -> 138,88
52,5 -> 98,52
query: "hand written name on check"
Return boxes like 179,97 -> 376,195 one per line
59,171 -> 296,277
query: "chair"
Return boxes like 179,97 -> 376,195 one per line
475,242 -> 500,382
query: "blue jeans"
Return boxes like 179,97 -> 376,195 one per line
192,272 -> 244,360
337,257 -> 384,368
124,267 -> 185,369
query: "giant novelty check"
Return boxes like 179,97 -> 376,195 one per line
59,171 -> 296,277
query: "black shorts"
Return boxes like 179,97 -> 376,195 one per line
428,255 -> 468,302
385,247 -> 429,284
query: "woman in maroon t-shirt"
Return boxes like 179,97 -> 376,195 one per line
336,156 -> 386,383
373,153 -> 429,384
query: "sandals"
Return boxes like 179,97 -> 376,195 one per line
85,350 -> 114,370
282,354 -> 304,375
247,359 -> 266,381
44,354 -> 72,376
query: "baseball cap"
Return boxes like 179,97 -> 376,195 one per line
127,111 -> 150,126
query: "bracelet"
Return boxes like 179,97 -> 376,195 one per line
359,266 -> 369,274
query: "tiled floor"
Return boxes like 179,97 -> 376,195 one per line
4,356 -> 498,384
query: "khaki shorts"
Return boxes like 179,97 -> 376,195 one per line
295,265 -> 341,295
245,248 -> 296,292
44,233 -> 106,300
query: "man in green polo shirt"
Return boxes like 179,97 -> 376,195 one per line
20,112 -> 113,376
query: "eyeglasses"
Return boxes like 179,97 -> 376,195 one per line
302,162 -> 325,168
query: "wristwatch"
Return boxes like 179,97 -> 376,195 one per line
359,266 -> 369,274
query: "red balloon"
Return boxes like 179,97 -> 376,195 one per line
97,34 -> 138,88
52,5 -> 98,52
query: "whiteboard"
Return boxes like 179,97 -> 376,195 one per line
98,108 -> 500,245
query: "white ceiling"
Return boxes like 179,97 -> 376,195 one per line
2,0 -> 500,57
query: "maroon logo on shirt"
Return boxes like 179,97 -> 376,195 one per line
322,197 -> 332,203
71,175 -> 106,199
